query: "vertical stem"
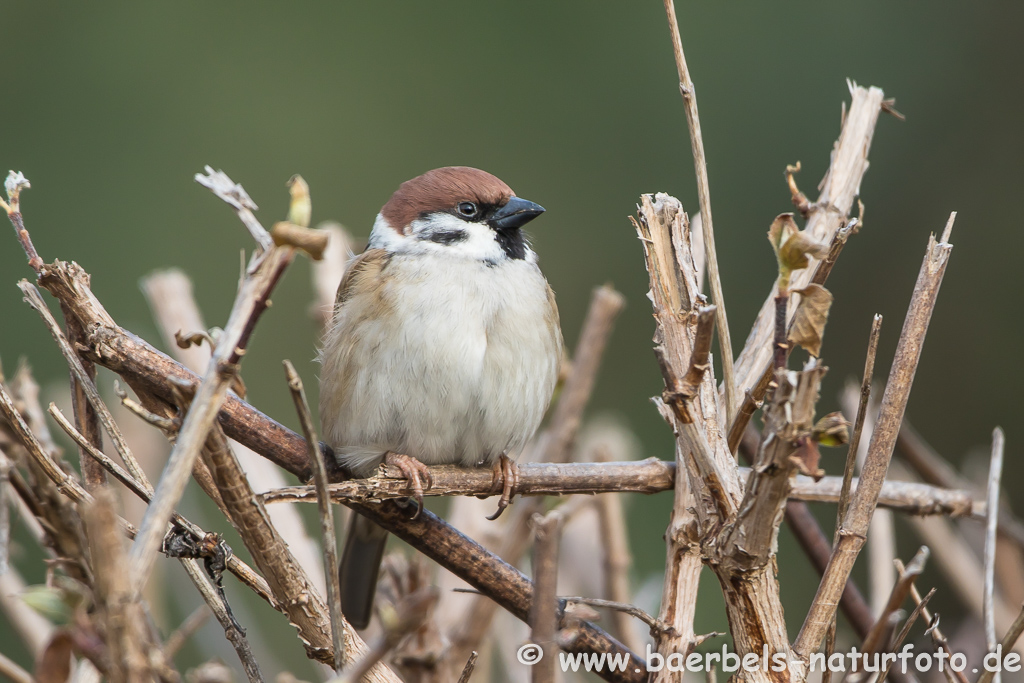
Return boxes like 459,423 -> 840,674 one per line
985,427 -> 1006,683
663,0 -> 737,424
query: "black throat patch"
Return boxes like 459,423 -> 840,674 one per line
494,227 -> 527,260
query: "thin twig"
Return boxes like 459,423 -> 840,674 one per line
164,604 -> 212,658
795,214 -> 955,658
19,281 -> 151,490
47,403 -> 276,610
826,315 -> 881,677
456,651 -> 479,683
562,597 -> 669,636
662,0 -> 737,424
859,546 -> 929,657
0,651 -> 33,683
2,171 -> 42,272
984,427 -> 1006,683
284,360 -> 345,673
837,314 -> 883,526
194,166 -> 273,252
978,604 -> 1024,683
896,559 -> 968,683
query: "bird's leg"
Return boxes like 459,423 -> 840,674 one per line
384,451 -> 433,519
486,454 -> 520,520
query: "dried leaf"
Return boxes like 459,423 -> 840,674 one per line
791,437 -> 824,480
813,411 -> 850,447
767,213 -> 830,290
789,284 -> 833,356
35,630 -> 73,683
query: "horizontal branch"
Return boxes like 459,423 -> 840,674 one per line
259,460 -> 980,518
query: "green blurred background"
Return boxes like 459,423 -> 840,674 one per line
2,1 -> 1021,678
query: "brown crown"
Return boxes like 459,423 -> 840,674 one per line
380,167 -> 515,232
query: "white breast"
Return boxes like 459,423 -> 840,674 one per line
318,250 -> 562,476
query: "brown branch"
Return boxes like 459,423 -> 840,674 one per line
795,214 -> 956,658
283,360 -> 345,673
531,511 -> 562,683
261,461 -> 979,519
662,0 -> 737,424
895,559 -> 968,683
456,651 -> 478,683
539,284 -> 625,463
594,447 -> 642,653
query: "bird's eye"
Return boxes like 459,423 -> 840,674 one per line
457,202 -> 479,218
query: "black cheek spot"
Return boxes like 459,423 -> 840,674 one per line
425,229 -> 468,245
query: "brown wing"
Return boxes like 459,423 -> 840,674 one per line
334,248 -> 391,309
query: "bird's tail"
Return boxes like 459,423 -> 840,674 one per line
339,512 -> 389,630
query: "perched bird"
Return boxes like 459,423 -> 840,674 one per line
318,166 -> 563,629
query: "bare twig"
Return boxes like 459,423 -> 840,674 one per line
662,0 -> 737,424
984,427 -> 1006,683
896,559 -> 968,683
837,314 -> 883,526
562,597 -> 668,636
878,587 -> 935,683
795,214 -> 955,658
283,360 -> 345,673
164,604 -> 212,657
0,651 -> 33,683
337,589 -> 438,683
456,651 -> 479,683
977,604 -> 1024,683
19,281 -> 151,490
859,546 -> 929,657
194,166 -> 273,252
531,511 -> 563,683
261,461 -> 979,518
3,171 -> 42,272
46,403 -> 274,604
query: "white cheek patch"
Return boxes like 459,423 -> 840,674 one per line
369,212 -> 511,263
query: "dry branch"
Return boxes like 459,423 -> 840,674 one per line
283,361 -> 345,673
795,214 -> 955,658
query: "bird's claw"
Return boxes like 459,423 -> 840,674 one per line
385,451 -> 433,519
486,454 -> 520,520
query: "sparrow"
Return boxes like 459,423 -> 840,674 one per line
318,166 -> 563,629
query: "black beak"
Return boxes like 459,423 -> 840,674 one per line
489,197 -> 545,230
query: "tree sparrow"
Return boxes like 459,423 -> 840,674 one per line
318,166 -> 563,629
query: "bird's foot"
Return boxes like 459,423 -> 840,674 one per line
384,451 -> 433,519
486,454 -> 520,520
